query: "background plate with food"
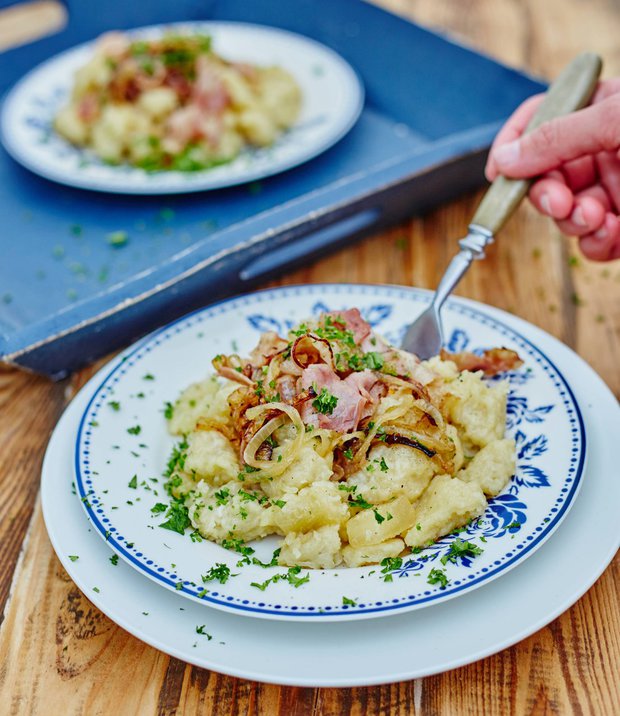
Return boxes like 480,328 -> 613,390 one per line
72,285 -> 586,620
1,22 -> 363,193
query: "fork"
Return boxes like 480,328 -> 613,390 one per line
401,52 -> 602,359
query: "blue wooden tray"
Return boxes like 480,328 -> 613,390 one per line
0,0 -> 544,378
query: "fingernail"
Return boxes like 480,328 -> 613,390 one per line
571,207 -> 586,227
594,226 -> 607,240
494,140 -> 521,166
540,194 -> 552,214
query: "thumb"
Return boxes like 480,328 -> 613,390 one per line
493,95 -> 620,178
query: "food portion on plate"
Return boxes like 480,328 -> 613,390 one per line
164,308 -> 522,570
54,31 -> 302,171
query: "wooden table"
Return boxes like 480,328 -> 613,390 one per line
1,1 -> 618,713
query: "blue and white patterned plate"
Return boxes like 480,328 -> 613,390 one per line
1,22 -> 363,194
74,285 -> 586,621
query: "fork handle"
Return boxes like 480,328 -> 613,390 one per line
470,52 -> 602,236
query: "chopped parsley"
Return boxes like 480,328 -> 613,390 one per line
343,448 -> 354,460
251,566 -> 310,591
380,557 -> 403,582
214,488 -> 230,506
312,387 -> 338,415
427,567 -> 449,589
106,230 -> 129,248
109,554 -> 119,566
379,457 -> 389,472
127,425 -> 141,435
440,538 -> 484,565
151,502 -> 167,514
159,501 -> 190,535
201,563 -> 236,584
362,351 -> 384,370
128,475 -> 138,489
108,400 -> 121,411
195,625 -> 212,639
164,401 -> 174,420
68,555 -> 79,562
342,596 -> 357,607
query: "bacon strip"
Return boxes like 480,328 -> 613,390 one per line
440,347 -> 523,376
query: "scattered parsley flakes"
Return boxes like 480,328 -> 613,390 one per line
93,586 -> 100,593
68,555 -> 79,562
379,457 -> 389,472
163,401 -> 174,420
202,563 -> 236,584
128,475 -> 138,489
159,501 -> 190,535
151,502 -> 167,514
251,566 -> 310,591
195,625 -> 212,639
427,568 -> 449,589
127,425 -> 141,435
440,538 -> 483,565
380,556 -> 403,582
106,230 -> 129,248
109,554 -> 119,566
143,373 -> 155,381
108,400 -> 121,411
342,596 -> 356,607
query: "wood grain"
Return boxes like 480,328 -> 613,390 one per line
0,0 -> 618,714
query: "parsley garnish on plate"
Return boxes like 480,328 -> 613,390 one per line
108,400 -> 121,411
201,563 -> 236,584
109,554 -> 119,566
251,566 -> 310,591
127,425 -> 141,435
159,501 -> 190,535
68,555 -> 79,562
342,596 -> 357,607
195,625 -> 212,639
427,567 -> 449,589
163,401 -> 174,420
440,538 -> 484,565
380,557 -> 403,582
128,475 -> 138,489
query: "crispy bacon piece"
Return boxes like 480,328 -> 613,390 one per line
440,347 -> 523,376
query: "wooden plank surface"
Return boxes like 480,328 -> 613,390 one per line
0,0 -> 618,714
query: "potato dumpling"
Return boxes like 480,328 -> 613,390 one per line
272,481 -> 348,534
458,438 -> 516,496
187,481 -> 274,543
342,538 -> 405,568
346,443 -> 437,505
278,525 -> 343,569
442,371 -> 509,451
346,495 -> 416,548
184,429 -> 240,485
169,377 -> 237,435
260,445 -> 333,498
404,474 -> 487,548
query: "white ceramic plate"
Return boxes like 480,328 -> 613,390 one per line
41,301 -> 619,687
0,22 -> 363,194
72,285 -> 585,620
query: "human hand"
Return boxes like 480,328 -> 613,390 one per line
485,79 -> 620,261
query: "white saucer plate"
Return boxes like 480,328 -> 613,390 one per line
72,285 -> 585,620
1,22 -> 364,194
41,287 -> 620,686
